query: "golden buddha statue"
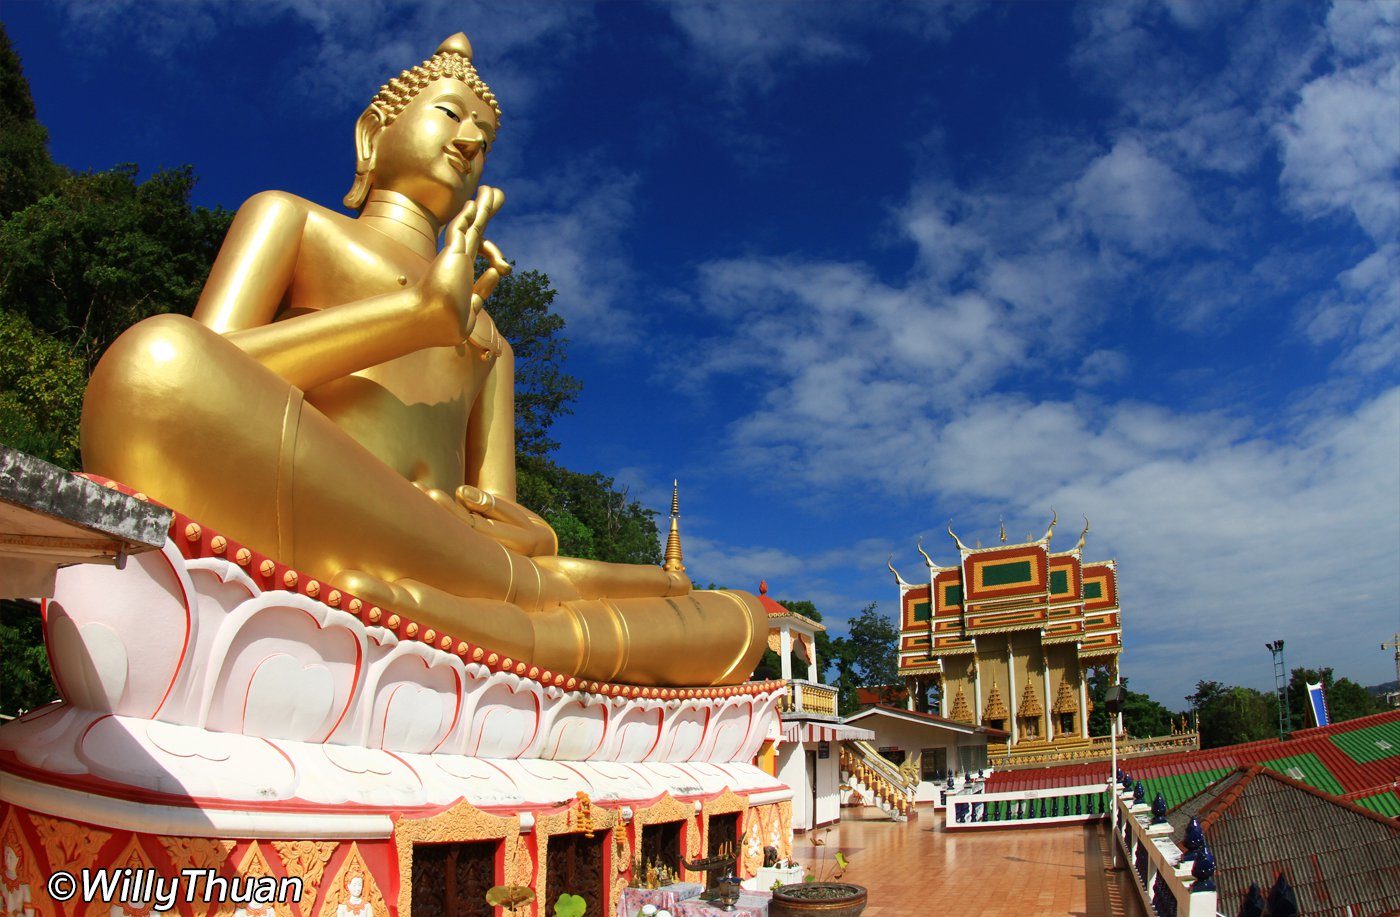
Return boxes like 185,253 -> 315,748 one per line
80,34 -> 765,687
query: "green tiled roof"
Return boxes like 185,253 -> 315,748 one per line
1330,719 -> 1400,765
1260,752 -> 1345,796
1353,790 -> 1400,818
1144,767 -> 1232,809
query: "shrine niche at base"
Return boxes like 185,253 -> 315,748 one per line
0,30 -> 794,917
890,514 -> 1122,750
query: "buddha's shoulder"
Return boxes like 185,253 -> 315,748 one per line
236,190 -> 349,227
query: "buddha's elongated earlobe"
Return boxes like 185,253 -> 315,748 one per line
344,105 -> 386,210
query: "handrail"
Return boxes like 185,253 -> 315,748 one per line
848,739 -> 917,791
1111,789 -> 1218,917
944,782 -> 1109,829
839,743 -> 916,818
989,732 -> 1200,769
780,679 -> 839,717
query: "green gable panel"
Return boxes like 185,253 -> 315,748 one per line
912,601 -> 931,622
1260,752 -> 1345,796
1329,719 -> 1400,764
1083,581 -> 1103,599
982,560 -> 1033,587
1050,570 -> 1069,595
943,584 -> 963,607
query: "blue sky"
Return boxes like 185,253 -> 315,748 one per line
6,1 -> 1398,708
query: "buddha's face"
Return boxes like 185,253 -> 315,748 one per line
370,79 -> 497,220
348,876 -> 364,898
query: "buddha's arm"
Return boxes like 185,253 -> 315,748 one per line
459,339 -> 559,556
196,189 -> 502,393
193,191 -> 437,391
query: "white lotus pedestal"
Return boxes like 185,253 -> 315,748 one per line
0,504 -> 793,917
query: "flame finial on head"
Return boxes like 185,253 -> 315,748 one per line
437,32 -> 474,59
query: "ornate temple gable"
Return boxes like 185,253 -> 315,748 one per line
900,583 -> 933,632
948,686 -> 973,724
1079,559 -> 1122,660
1053,678 -> 1080,715
1081,560 -> 1119,611
1018,682 -> 1044,718
982,682 -> 1009,722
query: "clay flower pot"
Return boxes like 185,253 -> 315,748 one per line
770,883 -> 868,917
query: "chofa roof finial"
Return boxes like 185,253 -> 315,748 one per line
916,536 -> 938,570
947,521 -> 971,553
887,555 -> 912,589
1039,508 -> 1058,544
1074,516 -> 1090,553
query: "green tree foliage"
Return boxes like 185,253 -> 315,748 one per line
0,600 -> 53,716
1286,666 -> 1382,730
827,602 -> 899,715
1086,667 -> 1181,739
0,167 -> 232,469
1187,680 -> 1278,749
0,25 -> 61,217
483,265 -> 583,457
515,455 -> 659,565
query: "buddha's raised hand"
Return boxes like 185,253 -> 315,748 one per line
420,184 -> 505,346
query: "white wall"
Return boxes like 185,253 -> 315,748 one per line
852,715 -> 991,804
776,741 -> 810,831
776,739 -> 843,830
814,746 -> 840,827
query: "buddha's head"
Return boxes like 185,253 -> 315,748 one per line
346,33 -> 501,221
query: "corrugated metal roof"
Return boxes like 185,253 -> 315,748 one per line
985,709 -> 1400,802
1164,767 -> 1400,917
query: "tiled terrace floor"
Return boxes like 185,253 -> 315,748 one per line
790,807 -> 1138,917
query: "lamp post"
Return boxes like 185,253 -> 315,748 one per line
1104,684 -> 1126,869
1265,640 -> 1290,740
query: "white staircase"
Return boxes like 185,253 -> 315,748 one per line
840,740 -> 918,821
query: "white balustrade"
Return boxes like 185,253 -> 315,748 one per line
943,781 -> 1110,829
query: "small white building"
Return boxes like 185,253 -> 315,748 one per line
844,705 -> 1007,805
754,582 -> 874,832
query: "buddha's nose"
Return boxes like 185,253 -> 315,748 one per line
452,127 -> 485,163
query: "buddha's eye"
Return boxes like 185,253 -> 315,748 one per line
434,105 -> 462,123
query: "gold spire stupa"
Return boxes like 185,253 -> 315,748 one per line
663,480 -> 685,574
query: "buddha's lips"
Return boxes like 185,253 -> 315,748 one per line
443,148 -> 470,173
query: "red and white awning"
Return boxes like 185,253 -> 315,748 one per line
782,721 -> 875,744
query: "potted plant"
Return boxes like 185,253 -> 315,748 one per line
770,833 -> 867,917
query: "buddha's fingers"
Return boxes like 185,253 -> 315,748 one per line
414,481 -> 482,530
480,240 -> 512,276
456,486 -> 554,555
444,200 -> 477,255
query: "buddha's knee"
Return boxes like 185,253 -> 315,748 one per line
82,314 -> 291,513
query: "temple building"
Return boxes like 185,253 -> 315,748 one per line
891,515 -> 1124,760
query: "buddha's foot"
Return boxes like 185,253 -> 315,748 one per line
332,569 -> 538,666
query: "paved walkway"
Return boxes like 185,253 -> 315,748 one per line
790,807 -> 1136,917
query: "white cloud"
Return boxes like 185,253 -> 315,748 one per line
1071,139 -> 1215,256
54,0 -> 590,120
1278,64 -> 1400,243
665,1 -> 976,96
490,165 -> 640,341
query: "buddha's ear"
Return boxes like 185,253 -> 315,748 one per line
344,105 -> 386,210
